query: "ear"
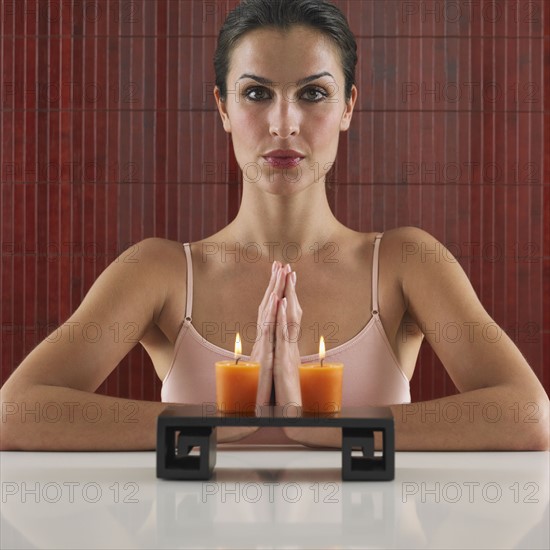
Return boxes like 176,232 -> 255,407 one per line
214,86 -> 232,133
340,85 -> 358,132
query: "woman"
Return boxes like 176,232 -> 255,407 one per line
1,0 -> 548,451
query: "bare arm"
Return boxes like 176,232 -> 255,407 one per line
0,238 -> 254,451
285,227 -> 550,450
283,387 -> 548,451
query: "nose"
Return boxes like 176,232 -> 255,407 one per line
269,96 -> 300,138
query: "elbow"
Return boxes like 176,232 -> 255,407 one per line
0,406 -> 21,451
0,425 -> 22,451
521,424 -> 549,451
498,382 -> 549,451
530,405 -> 549,451
0,385 -> 27,451
519,394 -> 549,451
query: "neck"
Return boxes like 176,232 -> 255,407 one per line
224,182 -> 345,264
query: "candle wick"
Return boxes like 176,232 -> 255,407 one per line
320,358 -> 324,367
236,356 -> 240,365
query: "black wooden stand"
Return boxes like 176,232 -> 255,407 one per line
157,404 -> 394,481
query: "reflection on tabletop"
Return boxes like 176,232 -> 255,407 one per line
1,449 -> 549,549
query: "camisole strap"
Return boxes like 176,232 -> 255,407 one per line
371,233 -> 384,315
182,243 -> 193,322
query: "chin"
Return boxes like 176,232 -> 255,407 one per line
258,169 -> 314,193
260,179 -> 310,196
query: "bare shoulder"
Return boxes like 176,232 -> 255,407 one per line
132,237 -> 185,264
132,237 -> 187,274
377,225 -> 444,282
377,225 -> 433,259
90,237 -> 185,328
136,233 -> 186,282
353,225 -> 429,254
378,225 -> 475,306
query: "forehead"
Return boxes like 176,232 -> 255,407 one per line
228,25 -> 342,82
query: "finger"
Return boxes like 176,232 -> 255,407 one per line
258,262 -> 281,313
275,263 -> 291,301
281,287 -> 301,345
275,297 -> 287,355
256,348 -> 273,405
275,296 -> 301,370
283,271 -> 302,323
253,292 -> 277,364
255,292 -> 278,404
260,290 -> 278,350
274,309 -> 303,409
256,368 -> 273,406
261,266 -> 290,342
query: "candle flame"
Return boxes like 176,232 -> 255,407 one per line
319,335 -> 325,360
234,332 -> 242,360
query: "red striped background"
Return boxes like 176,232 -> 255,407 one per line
2,0 -> 549,402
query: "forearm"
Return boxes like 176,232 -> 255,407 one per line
217,426 -> 260,442
0,384 -> 161,450
0,384 -> 257,450
284,426 -> 341,448
392,385 -> 549,451
285,385 -> 550,451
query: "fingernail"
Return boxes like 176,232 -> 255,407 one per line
282,297 -> 287,309
272,261 -> 277,273
291,271 -> 297,285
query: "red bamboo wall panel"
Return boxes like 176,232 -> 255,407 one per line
2,0 -> 549,403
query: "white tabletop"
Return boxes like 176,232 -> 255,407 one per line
1,447 -> 548,549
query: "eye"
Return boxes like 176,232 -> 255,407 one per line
242,86 -> 328,103
243,86 -> 267,101
303,88 -> 328,101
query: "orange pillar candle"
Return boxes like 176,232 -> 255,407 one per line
215,333 -> 260,413
299,336 -> 343,413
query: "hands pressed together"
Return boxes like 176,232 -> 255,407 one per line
250,261 -> 303,408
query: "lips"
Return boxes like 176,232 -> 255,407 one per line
262,149 -> 305,169
263,156 -> 304,169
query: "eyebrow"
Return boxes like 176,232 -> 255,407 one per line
237,71 -> 334,87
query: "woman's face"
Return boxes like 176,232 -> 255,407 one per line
214,25 -> 357,195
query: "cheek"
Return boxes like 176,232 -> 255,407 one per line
305,111 -> 342,147
231,110 -> 260,141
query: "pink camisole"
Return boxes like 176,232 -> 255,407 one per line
161,233 -> 411,444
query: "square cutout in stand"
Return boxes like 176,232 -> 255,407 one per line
157,426 -> 217,480
342,427 -> 394,481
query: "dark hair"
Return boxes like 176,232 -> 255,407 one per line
213,0 -> 358,104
